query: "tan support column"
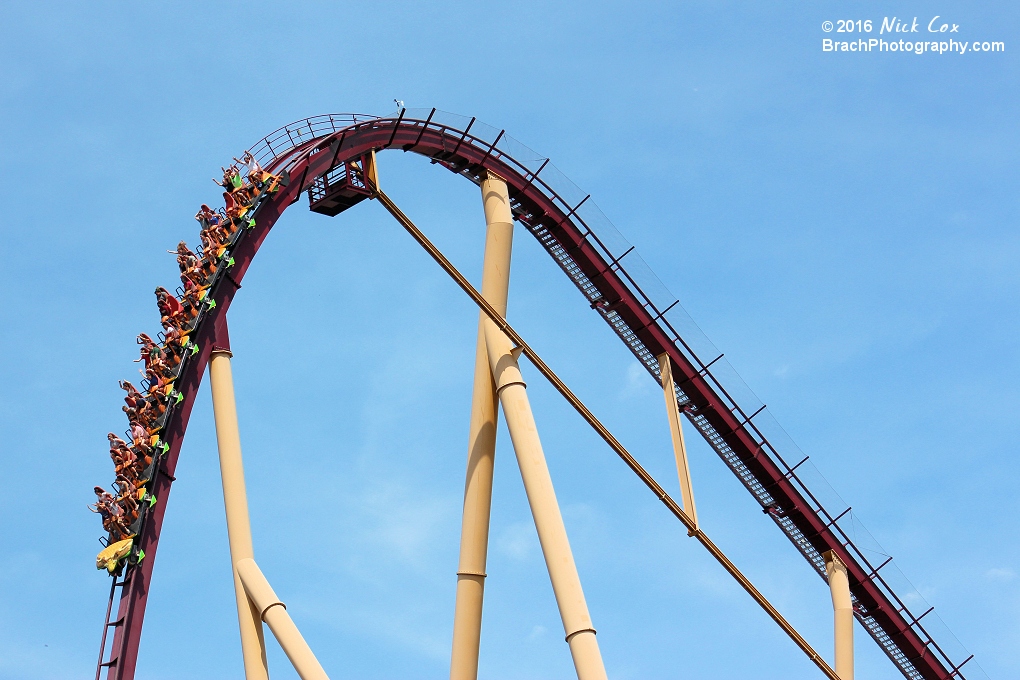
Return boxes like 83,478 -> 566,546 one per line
236,559 -> 330,680
483,325 -> 608,680
450,172 -> 515,680
823,551 -> 854,680
656,353 -> 698,529
209,349 -> 269,680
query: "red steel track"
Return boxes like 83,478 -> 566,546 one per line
98,111 -> 974,680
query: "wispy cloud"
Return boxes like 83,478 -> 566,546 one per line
986,567 -> 1015,582
496,521 -> 538,561
351,484 -> 454,565
620,362 -> 652,399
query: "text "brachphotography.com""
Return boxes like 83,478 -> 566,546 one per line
820,16 -> 1003,54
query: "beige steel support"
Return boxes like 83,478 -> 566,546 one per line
209,349 -> 269,680
236,559 -> 330,680
656,353 -> 698,529
365,150 -> 379,191
483,323 -> 608,680
372,188 -> 842,680
450,172 -> 515,680
824,551 -> 854,680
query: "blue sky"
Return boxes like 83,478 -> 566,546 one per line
0,1 -> 1017,678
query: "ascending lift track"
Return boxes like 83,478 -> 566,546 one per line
93,110 -> 977,680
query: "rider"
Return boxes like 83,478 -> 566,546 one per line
214,166 -> 244,193
162,324 -> 187,364
236,151 -> 280,192
195,204 -> 220,227
129,420 -> 149,447
89,486 -> 129,539
171,241 -> 207,289
155,287 -> 191,331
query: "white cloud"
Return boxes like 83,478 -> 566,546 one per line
986,567 -> 1015,582
621,362 -> 652,399
340,482 -> 455,568
496,521 -> 538,561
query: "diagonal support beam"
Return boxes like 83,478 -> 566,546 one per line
484,317 -> 608,680
371,188 -> 841,680
236,559 -> 330,680
657,353 -> 698,530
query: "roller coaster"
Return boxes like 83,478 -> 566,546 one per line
92,109 -> 982,680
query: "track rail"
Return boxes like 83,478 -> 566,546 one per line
99,110 -> 975,680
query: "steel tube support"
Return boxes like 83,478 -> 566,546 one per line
656,353 -> 698,529
236,559 -> 330,680
824,551 -> 854,680
450,172 -> 515,680
374,188 -> 841,680
483,325 -> 608,680
209,348 -> 269,680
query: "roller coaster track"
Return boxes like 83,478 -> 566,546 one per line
95,110 -> 978,680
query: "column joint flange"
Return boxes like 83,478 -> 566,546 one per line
564,628 -> 597,643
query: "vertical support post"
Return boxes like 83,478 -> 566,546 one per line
823,551 -> 854,680
450,171 -> 515,680
209,337 -> 269,680
656,353 -> 697,529
483,325 -> 608,680
364,149 -> 379,192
